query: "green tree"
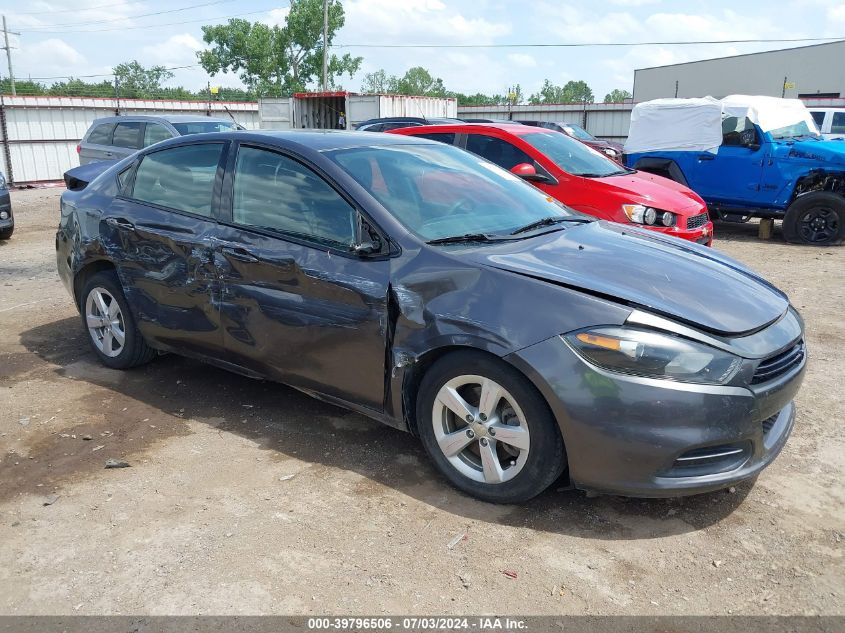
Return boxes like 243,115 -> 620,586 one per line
113,61 -> 175,98
360,69 -> 398,93
396,66 -> 446,96
529,79 -> 594,104
198,0 -> 362,96
604,88 -> 632,103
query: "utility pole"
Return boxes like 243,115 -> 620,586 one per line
321,0 -> 328,91
2,16 -> 20,96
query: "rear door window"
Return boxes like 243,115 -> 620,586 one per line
414,133 -> 456,145
143,123 -> 173,147
810,111 -> 826,128
87,123 -> 115,145
112,122 -> 143,149
130,143 -> 225,217
465,134 -> 533,170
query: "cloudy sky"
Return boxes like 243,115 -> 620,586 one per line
3,0 -> 845,99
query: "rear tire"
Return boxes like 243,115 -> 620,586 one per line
783,192 -> 845,245
80,271 -> 156,369
416,350 -> 566,503
0,226 -> 12,240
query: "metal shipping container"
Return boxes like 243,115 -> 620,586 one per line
259,92 -> 458,130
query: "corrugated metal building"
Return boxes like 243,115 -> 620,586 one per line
456,102 -> 633,142
0,96 -> 259,184
633,40 -> 845,101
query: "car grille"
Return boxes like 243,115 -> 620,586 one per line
686,213 -> 710,230
751,341 -> 805,385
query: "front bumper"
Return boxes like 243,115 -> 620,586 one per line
645,220 -> 714,246
506,333 -> 805,497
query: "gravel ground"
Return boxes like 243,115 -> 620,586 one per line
0,188 -> 842,616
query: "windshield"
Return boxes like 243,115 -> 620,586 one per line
172,121 -> 237,135
325,143 -> 576,241
768,120 -> 820,140
562,123 -> 595,141
522,131 -> 627,177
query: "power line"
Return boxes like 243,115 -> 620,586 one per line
20,0 -> 237,31
22,63 -> 200,81
333,36 -> 845,49
17,7 -> 276,33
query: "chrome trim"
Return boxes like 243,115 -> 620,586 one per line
675,447 -> 745,462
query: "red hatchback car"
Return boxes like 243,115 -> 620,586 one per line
390,123 -> 714,245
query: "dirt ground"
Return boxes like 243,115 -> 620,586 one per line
0,188 -> 842,616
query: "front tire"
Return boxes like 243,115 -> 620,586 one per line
0,226 -> 12,240
80,271 -> 156,369
783,192 -> 845,245
416,350 -> 566,503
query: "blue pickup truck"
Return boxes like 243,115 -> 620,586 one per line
624,95 -> 844,245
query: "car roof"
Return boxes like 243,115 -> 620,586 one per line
149,129 -> 438,151
392,122 -> 548,136
91,114 -> 234,125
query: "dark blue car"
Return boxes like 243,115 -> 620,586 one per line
56,130 -> 806,502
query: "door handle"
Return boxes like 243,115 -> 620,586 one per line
105,217 -> 135,231
221,246 -> 259,263
697,154 -> 715,161
105,152 -> 114,157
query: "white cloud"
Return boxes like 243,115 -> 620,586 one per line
262,7 -> 291,27
23,38 -> 86,74
506,53 -> 537,68
609,0 -> 662,6
142,33 -> 202,66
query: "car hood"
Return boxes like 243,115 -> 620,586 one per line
460,221 -> 787,336
783,138 -> 845,164
590,171 -> 706,216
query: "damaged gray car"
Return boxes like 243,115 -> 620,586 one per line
56,131 -> 806,503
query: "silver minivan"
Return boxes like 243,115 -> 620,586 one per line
77,115 -> 241,165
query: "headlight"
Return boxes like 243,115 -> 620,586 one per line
622,204 -> 676,227
565,327 -> 741,385
603,148 -> 617,157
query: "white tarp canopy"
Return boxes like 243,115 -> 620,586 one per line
624,95 -> 820,154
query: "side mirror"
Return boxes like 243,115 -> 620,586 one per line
511,162 -> 550,183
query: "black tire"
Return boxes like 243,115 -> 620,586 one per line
416,350 -> 566,503
79,270 -> 156,369
783,192 -> 845,245
0,226 -> 12,240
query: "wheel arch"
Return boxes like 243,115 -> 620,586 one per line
72,259 -> 118,309
398,344 -> 562,444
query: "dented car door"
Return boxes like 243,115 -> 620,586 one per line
214,143 -> 389,410
103,141 -> 228,357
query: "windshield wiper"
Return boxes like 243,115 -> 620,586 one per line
427,233 -> 500,245
510,216 -> 590,235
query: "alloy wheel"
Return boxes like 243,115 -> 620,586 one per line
431,374 -> 531,484
798,206 -> 839,243
85,287 -> 126,358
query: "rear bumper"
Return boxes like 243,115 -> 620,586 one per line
506,333 -> 805,498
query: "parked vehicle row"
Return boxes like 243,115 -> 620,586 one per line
57,130 -> 806,502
